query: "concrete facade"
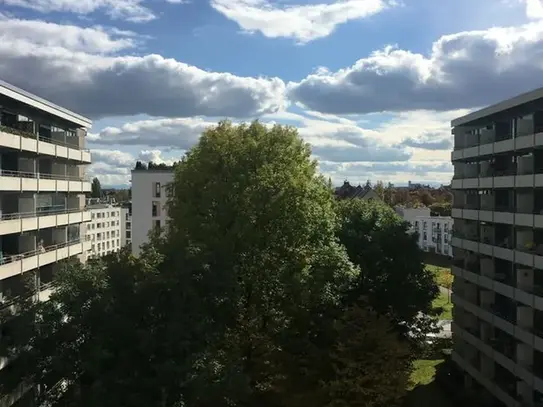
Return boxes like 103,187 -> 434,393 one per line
451,88 -> 543,406
86,203 -> 122,258
131,169 -> 173,256
0,80 -> 92,407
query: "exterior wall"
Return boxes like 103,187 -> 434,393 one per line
120,206 -> 132,249
415,215 -> 453,257
0,80 -> 92,407
86,205 -> 122,258
395,206 -> 431,224
131,170 -> 173,256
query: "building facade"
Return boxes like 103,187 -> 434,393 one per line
451,88 -> 543,406
120,202 -> 132,250
131,169 -> 173,256
86,202 -> 122,258
0,80 -> 92,406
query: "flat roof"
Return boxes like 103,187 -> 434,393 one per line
452,87 -> 543,127
0,79 -> 91,128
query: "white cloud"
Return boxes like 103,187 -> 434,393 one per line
288,22 -> 543,114
0,0 -> 155,22
522,0 -> 543,19
0,14 -> 137,54
0,17 -> 285,119
210,0 -> 392,43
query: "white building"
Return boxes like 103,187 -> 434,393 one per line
85,202 -> 122,258
0,80 -> 92,406
396,207 -> 453,257
414,215 -> 453,257
131,168 -> 173,256
451,88 -> 543,406
120,202 -> 132,250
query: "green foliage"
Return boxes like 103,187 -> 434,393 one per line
1,121 -> 438,407
334,198 -> 439,340
91,177 -> 102,198
429,202 -> 452,217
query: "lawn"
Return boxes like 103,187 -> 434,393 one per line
432,291 -> 453,320
425,264 -> 454,289
405,359 -> 453,407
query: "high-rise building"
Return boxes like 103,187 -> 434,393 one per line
0,80 -> 92,406
130,167 -> 173,256
85,202 -> 123,258
451,88 -> 543,406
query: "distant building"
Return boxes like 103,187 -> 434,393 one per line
335,181 -> 380,201
85,201 -> 122,258
120,202 -> 132,250
131,166 -> 174,256
395,206 -> 453,257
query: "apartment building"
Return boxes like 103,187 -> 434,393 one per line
0,80 -> 92,406
86,202 -> 122,258
396,207 -> 454,257
120,202 -> 132,250
451,88 -> 543,406
131,168 -> 173,256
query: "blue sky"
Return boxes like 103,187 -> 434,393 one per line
0,0 -> 541,187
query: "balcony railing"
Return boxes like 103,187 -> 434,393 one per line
0,169 -> 89,182
0,236 -> 89,266
0,281 -> 56,312
0,124 -> 88,152
0,207 -> 85,221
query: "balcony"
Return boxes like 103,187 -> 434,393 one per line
0,123 -> 91,164
0,236 -> 90,280
0,208 -> 90,236
0,169 -> 91,193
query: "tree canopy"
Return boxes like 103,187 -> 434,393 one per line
90,177 -> 102,198
1,121 -> 431,407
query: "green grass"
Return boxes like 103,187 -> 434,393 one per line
425,264 -> 454,288
409,359 -> 444,389
405,359 -> 453,406
432,291 -> 453,320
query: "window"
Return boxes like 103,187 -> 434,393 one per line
111,211 -> 115,217
126,222 -> 131,229
155,220 -> 161,229
152,201 -> 160,217
107,231 -> 110,238
415,221 -> 419,229
91,213 -> 95,219
117,239 -> 120,246
116,230 -> 119,237
126,231 -> 131,239
107,242 -> 110,249
154,182 -> 161,198
116,220 -> 119,226
97,233 -> 102,240
97,243 -> 101,250
423,232 -> 427,241
97,223 -> 101,229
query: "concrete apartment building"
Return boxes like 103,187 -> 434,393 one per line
451,88 -> 543,406
85,201 -> 122,258
131,168 -> 173,256
120,202 -> 132,250
0,80 -> 92,406
396,207 -> 454,257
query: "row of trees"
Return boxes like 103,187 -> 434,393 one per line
1,122 -> 439,407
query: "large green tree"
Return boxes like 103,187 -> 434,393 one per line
90,177 -> 102,198
335,198 -> 439,341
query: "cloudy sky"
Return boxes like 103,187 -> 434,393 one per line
0,0 -> 541,187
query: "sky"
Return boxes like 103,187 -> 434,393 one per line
0,0 -> 542,187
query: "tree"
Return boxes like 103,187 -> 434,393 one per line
164,120 -> 358,406
334,198 -> 439,342
373,180 -> 385,201
322,304 -> 411,407
91,177 -> 102,198
430,202 -> 452,217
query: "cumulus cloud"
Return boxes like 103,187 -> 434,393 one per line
0,17 -> 285,119
0,14 -> 138,54
522,0 -> 543,19
288,22 -> 543,114
0,0 -> 155,22
401,133 -> 452,150
210,0 -> 392,43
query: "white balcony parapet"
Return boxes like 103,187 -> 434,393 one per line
0,125 -> 91,164
0,208 -> 91,236
0,237 -> 90,280
0,170 -> 91,193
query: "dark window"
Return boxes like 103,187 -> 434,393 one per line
126,231 -> 131,239
154,220 -> 161,229
154,182 -> 161,198
152,202 -> 159,217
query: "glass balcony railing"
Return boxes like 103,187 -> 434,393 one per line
0,207 -> 85,221
0,123 -> 88,151
0,169 -> 89,182
0,236 -> 90,266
